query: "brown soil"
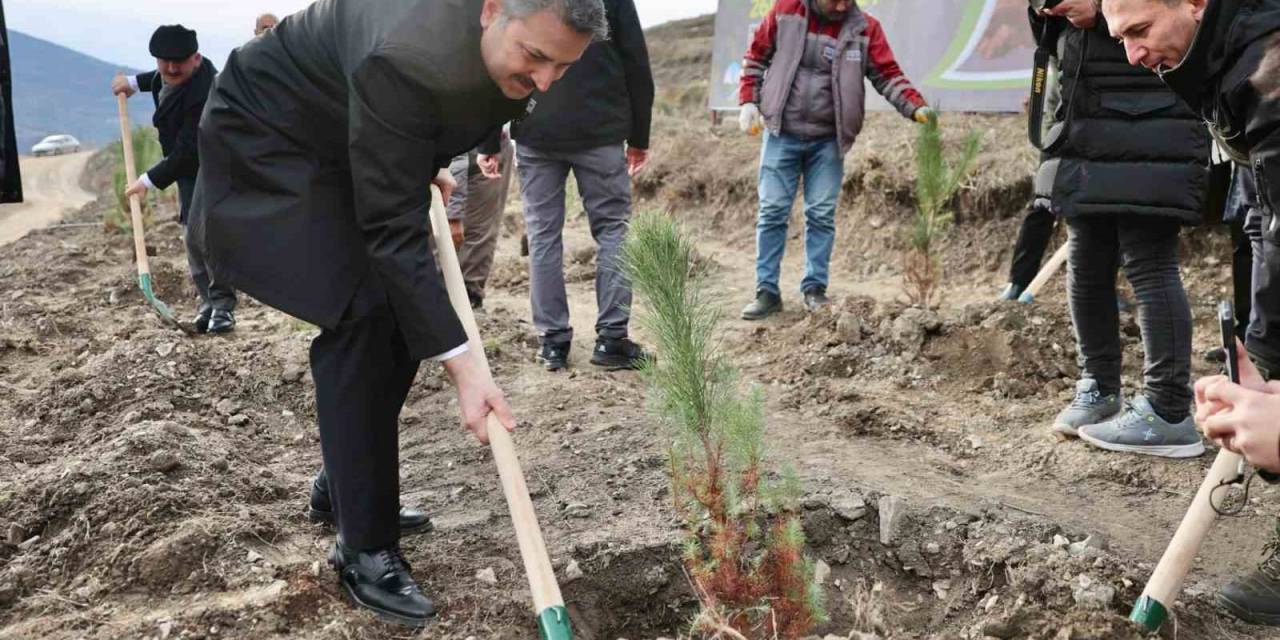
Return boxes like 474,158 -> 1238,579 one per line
2,14 -> 1276,640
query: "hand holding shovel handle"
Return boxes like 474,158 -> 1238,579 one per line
427,186 -> 571,640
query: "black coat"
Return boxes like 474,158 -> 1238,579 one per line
1032,13 -> 1209,224
509,0 -> 653,151
190,0 -> 527,359
1159,0 -> 1280,221
137,57 -> 215,198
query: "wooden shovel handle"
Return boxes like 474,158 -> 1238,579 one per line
115,93 -> 152,276
1023,242 -> 1068,299
427,185 -> 565,613
1140,449 -> 1243,608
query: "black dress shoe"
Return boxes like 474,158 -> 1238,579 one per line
193,308 -> 212,334
208,309 -> 236,333
308,474 -> 433,534
329,542 -> 436,627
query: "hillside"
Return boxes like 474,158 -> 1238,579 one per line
0,12 -> 1268,640
10,30 -> 154,153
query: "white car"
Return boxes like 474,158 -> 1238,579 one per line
31,134 -> 81,157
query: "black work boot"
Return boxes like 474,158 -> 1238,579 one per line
1218,520 -> 1280,625
207,309 -> 236,334
741,290 -> 782,321
192,307 -> 212,334
329,542 -> 436,627
466,288 -> 484,310
537,341 -> 570,371
589,336 -> 651,371
308,473 -> 432,535
802,286 -> 830,312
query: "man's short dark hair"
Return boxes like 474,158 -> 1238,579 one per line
503,0 -> 610,41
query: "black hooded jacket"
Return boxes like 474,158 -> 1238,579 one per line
1158,0 -> 1280,220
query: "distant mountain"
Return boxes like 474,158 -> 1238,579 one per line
9,30 -> 154,153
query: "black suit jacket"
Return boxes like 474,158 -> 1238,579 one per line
191,0 -> 527,359
136,57 -> 215,195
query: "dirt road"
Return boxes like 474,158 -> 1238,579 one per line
0,151 -> 96,246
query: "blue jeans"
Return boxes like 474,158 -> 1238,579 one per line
755,131 -> 843,296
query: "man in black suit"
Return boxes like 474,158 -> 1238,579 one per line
111,25 -> 237,333
189,0 -> 605,626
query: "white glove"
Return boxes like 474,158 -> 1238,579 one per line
738,103 -> 763,135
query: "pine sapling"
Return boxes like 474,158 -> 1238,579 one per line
622,210 -> 826,639
902,114 -> 981,307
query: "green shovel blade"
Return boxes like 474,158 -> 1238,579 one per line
537,605 -> 572,640
1129,595 -> 1168,632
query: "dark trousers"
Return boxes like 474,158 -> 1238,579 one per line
1231,215 -> 1253,341
310,270 -> 420,550
1066,216 -> 1192,421
178,177 -> 237,312
1247,208 -> 1280,378
517,144 -> 633,344
1008,200 -> 1056,289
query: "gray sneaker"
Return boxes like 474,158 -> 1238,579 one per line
1053,379 -> 1121,439
1077,396 -> 1205,459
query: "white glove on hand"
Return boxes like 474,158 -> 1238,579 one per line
738,103 -> 763,136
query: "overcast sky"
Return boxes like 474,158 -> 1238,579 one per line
8,0 -> 719,70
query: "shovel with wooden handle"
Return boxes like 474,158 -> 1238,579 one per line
1130,449 -> 1243,630
1017,241 -> 1068,304
1131,301 -> 1246,631
115,93 -> 190,334
427,185 -> 572,640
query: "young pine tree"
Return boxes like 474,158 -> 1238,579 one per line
903,115 -> 981,307
622,210 -> 826,639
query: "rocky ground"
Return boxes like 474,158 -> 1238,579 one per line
2,14 -> 1277,640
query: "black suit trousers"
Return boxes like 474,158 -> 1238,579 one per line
310,269 -> 420,550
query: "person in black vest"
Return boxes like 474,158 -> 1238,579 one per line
1029,0 -> 1208,458
110,25 -> 237,334
188,0 -> 603,625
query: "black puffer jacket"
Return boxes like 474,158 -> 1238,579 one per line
1033,14 -> 1209,224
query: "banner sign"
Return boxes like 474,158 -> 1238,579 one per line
709,0 -> 1036,112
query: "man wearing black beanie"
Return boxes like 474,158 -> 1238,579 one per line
111,24 -> 237,334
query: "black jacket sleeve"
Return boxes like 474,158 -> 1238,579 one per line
477,128 -> 502,155
145,99 -> 202,189
611,0 -> 654,149
348,50 -> 467,360
1246,45 -> 1280,218
136,70 -> 158,93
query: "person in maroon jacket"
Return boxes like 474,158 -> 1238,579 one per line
737,0 -> 933,320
